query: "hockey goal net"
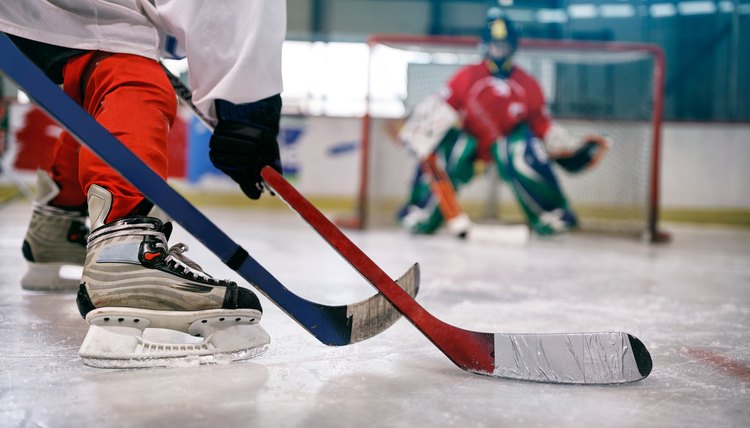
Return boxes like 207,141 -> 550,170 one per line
350,35 -> 667,241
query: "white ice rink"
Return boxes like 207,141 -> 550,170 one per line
1,200 -> 749,428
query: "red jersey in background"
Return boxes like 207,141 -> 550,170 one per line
444,62 -> 551,160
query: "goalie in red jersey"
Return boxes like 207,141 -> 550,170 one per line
397,8 -> 609,237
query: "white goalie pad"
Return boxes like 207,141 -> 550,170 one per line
398,94 -> 460,159
78,307 -> 270,368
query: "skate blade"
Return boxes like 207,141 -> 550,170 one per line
79,309 -> 269,369
21,263 -> 82,292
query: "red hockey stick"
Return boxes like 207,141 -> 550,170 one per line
262,166 -> 652,384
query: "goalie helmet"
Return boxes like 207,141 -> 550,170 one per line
480,7 -> 519,76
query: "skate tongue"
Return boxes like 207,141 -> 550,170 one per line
146,204 -> 171,225
33,170 -> 61,206
160,221 -> 174,240
146,204 -> 173,239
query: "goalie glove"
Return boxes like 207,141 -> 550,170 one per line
553,135 -> 609,173
398,94 -> 459,159
209,95 -> 282,200
543,124 -> 610,174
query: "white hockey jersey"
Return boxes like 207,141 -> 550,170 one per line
0,0 -> 285,119
0,1 -> 160,60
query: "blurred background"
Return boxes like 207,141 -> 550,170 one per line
284,0 -> 748,122
1,0 -> 748,234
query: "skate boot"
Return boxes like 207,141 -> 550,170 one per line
76,184 -> 269,368
532,208 -> 578,236
21,170 -> 88,291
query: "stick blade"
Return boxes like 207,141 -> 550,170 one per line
466,223 -> 530,244
487,331 -> 651,384
346,263 -> 420,343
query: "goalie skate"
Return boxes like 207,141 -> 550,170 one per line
76,184 -> 269,368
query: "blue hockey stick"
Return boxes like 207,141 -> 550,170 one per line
0,33 -> 418,346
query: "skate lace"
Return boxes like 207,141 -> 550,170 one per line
168,243 -> 203,270
164,243 -> 218,284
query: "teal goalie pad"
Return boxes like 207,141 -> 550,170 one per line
493,125 -> 577,235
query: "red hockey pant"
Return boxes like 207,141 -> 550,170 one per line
50,51 -> 177,223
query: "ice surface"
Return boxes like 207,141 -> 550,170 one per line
1,201 -> 749,428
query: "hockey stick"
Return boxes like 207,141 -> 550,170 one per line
421,154 -> 470,237
422,154 -> 529,243
0,33 -> 418,346
159,62 -> 423,343
262,166 -> 652,384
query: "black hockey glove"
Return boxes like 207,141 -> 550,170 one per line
209,95 -> 282,200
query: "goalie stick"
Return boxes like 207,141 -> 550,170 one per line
421,154 -> 529,244
421,154 -> 471,237
0,34 -> 418,347
261,166 -> 653,384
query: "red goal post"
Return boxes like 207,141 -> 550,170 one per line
346,34 -> 667,242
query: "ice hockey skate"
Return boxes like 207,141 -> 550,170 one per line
21,170 -> 88,291
76,184 -> 269,368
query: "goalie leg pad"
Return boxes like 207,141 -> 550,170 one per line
493,125 -> 577,235
79,307 -> 270,368
398,132 -> 477,234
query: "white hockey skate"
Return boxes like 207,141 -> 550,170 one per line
21,170 -> 88,291
76,185 -> 269,368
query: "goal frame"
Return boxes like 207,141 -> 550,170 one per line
350,34 -> 667,242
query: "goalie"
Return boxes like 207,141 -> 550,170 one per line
397,8 -> 609,237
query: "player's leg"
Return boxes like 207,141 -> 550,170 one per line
398,129 -> 477,234
67,52 -> 268,367
492,124 -> 577,236
21,118 -> 88,291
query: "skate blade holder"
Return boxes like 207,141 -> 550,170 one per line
21,263 -> 83,291
86,308 -> 261,335
80,310 -> 269,368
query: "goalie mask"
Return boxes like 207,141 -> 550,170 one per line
480,8 -> 519,76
